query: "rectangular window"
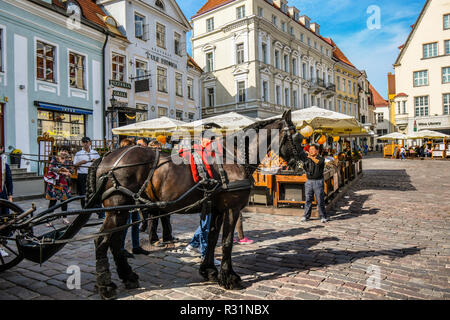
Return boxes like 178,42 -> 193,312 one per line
188,113 -> 195,121
207,87 -> 215,107
353,83 -> 356,95
445,40 -> 450,55
377,113 -> 384,123
293,90 -> 298,108
176,110 -> 183,121
112,52 -> 125,81
69,52 -> 85,90
414,70 -> 429,86
283,54 -> 289,72
444,94 -> 450,115
236,6 -> 245,19
342,79 -> 346,92
187,77 -> 194,100
158,107 -> 167,118
238,81 -> 246,102
258,7 -> 263,17
415,96 -> 429,117
302,63 -> 307,79
261,43 -> 268,64
300,33 -> 304,42
285,88 -> 289,106
175,73 -> 183,97
157,67 -> 167,93
206,52 -> 213,72
444,14 -> 450,29
272,15 -> 277,27
348,80 -> 351,93
276,85 -> 281,105
292,58 -> 297,76
275,50 -> 280,69
174,32 -> 181,55
311,95 -> 315,106
135,13 -> 145,40
281,22 -> 286,32
443,67 -> 450,83
37,41 -> 56,82
206,18 -> 214,32
0,29 -> 3,72
337,76 -> 341,90
397,102 -> 401,114
262,81 -> 268,102
343,101 -> 347,114
307,37 -> 311,46
423,42 -> 438,58
338,100 -> 341,113
303,93 -> 308,108
135,59 -> 147,78
236,43 -> 244,64
156,23 -> 166,48
289,26 -> 294,36
136,103 -> 148,122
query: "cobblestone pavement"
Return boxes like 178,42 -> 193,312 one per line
0,156 -> 449,300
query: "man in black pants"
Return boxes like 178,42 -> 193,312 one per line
74,137 -> 103,218
298,144 -> 329,223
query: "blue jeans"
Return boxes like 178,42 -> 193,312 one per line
401,152 -> 406,160
189,213 -> 211,257
304,179 -> 327,219
122,211 -> 140,250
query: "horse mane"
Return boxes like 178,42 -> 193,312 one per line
242,118 -> 281,132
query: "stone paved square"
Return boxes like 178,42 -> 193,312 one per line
0,156 -> 449,300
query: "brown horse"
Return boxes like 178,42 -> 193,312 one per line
88,111 -> 299,299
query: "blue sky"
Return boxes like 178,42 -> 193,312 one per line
178,0 -> 427,98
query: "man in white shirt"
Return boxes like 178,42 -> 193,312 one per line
400,146 -> 406,161
74,137 -> 101,214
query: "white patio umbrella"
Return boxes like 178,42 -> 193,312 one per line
406,130 -> 450,140
269,106 -> 363,134
180,112 -> 256,132
112,116 -> 187,137
376,132 -> 408,141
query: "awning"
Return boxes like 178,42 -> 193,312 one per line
35,102 -> 93,115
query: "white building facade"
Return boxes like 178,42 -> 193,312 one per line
191,0 -> 335,119
99,0 -> 202,139
393,0 -> 450,135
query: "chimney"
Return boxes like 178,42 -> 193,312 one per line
310,22 -> 320,35
299,15 -> 310,29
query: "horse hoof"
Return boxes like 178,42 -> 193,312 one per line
124,279 -> 140,290
96,284 -> 118,300
218,272 -> 242,290
199,267 -> 218,282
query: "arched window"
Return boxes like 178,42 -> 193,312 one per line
155,0 -> 164,10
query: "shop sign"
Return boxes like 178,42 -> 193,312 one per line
109,80 -> 132,89
113,90 -> 127,98
149,51 -> 178,69
135,79 -> 150,93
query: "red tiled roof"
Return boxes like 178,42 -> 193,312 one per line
53,0 -> 106,28
193,0 -> 236,19
387,73 -> 396,95
370,84 -> 389,107
395,93 -> 408,98
193,0 -> 332,46
187,54 -> 203,73
325,38 -> 356,69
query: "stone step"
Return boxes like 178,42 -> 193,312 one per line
12,173 -> 40,180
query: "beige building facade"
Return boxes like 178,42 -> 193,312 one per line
191,0 -> 336,119
393,0 -> 450,135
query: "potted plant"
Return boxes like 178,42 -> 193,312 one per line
10,149 -> 22,167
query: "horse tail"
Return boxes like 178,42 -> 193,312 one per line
85,157 -> 104,209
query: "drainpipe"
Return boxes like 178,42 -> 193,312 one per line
102,34 -> 109,145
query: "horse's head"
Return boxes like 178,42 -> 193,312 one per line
278,110 -> 303,169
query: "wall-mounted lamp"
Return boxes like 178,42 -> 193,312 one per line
19,85 -> 25,90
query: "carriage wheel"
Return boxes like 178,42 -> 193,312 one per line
0,200 -> 26,273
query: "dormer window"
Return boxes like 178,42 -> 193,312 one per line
105,16 -> 118,28
66,1 -> 81,16
155,0 -> 164,10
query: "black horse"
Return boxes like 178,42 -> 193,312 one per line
87,111 -> 300,299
